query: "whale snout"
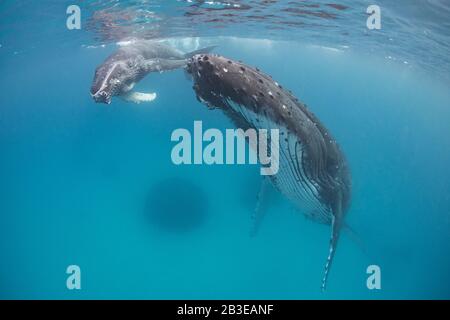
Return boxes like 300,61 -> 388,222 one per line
187,54 -> 230,94
187,54 -> 220,79
91,91 -> 112,104
188,54 -> 245,101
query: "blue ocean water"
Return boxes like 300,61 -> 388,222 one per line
0,1 -> 449,299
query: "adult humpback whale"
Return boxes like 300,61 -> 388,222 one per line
90,40 -> 214,104
187,54 -> 351,290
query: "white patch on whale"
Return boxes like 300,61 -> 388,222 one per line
122,91 -> 157,104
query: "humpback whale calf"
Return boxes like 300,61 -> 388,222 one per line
90,40 -> 215,104
186,54 -> 351,290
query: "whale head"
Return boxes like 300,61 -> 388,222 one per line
90,61 -> 130,104
186,54 -> 276,112
186,54 -> 239,108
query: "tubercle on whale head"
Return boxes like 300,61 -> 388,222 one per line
187,54 -> 251,105
187,54 -> 285,118
186,54 -> 218,79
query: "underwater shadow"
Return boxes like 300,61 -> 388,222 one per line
144,177 -> 209,233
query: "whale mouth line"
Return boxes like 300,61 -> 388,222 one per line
91,90 -> 112,104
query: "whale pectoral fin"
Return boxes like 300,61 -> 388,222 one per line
321,196 -> 343,291
144,59 -> 187,73
250,176 -> 271,237
121,91 -> 157,104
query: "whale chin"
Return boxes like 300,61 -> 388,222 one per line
91,91 -> 112,104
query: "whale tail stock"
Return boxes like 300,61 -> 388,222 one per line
184,46 -> 217,59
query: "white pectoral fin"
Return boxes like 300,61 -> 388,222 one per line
122,91 -> 157,104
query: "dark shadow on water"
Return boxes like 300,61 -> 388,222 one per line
145,177 -> 208,233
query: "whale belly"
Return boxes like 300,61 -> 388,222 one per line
226,99 -> 332,224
